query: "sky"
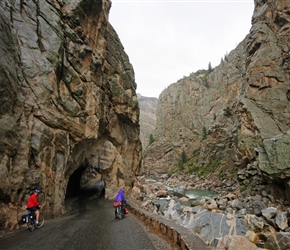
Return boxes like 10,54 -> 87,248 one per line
109,0 -> 255,98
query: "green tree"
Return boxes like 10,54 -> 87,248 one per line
181,150 -> 187,164
224,52 -> 229,62
177,150 -> 187,171
208,62 -> 213,73
202,126 -> 207,140
223,107 -> 232,117
149,134 -> 155,145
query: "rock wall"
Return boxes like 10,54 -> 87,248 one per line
0,0 -> 141,230
143,0 -> 290,198
137,94 -> 158,149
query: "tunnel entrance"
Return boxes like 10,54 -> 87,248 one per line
65,160 -> 106,213
65,166 -> 86,199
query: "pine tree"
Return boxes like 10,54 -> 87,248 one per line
149,134 -> 154,145
208,62 -> 213,73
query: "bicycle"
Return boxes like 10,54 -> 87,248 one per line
115,203 -> 125,220
113,201 -> 128,220
22,208 -> 44,232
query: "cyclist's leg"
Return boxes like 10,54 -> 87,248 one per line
121,201 -> 126,214
35,214 -> 44,228
28,207 -> 37,222
35,209 -> 39,223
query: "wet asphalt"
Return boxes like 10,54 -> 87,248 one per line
0,198 -> 165,250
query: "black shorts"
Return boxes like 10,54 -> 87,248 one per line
27,206 -> 38,213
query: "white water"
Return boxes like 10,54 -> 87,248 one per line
184,189 -> 217,199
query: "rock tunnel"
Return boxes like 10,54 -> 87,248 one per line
64,157 -> 105,215
62,138 -> 128,214
65,164 -> 86,198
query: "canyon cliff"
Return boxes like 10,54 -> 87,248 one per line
137,94 -> 158,149
0,0 -> 141,230
143,0 -> 290,202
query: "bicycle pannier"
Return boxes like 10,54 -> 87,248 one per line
113,201 -> 122,207
21,214 -> 27,224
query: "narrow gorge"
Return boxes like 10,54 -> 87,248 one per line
143,0 -> 290,202
138,1 -> 290,249
1,0 -> 290,249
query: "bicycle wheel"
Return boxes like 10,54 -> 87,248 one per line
27,218 -> 35,232
117,207 -> 122,220
35,214 -> 44,228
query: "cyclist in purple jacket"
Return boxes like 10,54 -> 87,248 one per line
115,188 -> 126,217
115,188 -> 126,203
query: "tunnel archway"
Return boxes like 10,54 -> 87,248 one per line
63,137 -> 122,211
65,159 -> 105,205
65,165 -> 86,199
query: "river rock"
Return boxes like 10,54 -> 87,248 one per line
275,210 -> 288,231
132,186 -> 141,199
264,232 -> 290,250
191,198 -> 205,207
179,197 -> 189,203
156,190 -> 168,198
262,207 -> 278,228
142,184 -> 153,195
204,198 -> 218,211
245,230 -> 260,244
136,175 -> 289,249
229,199 -> 245,211
244,214 -> 268,232
176,208 -> 249,244
213,235 -> 263,250
246,197 -> 267,216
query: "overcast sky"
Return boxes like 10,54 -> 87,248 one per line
109,0 -> 255,98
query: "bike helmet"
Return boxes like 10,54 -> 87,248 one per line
34,189 -> 40,193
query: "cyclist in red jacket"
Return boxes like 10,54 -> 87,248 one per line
27,190 -> 41,225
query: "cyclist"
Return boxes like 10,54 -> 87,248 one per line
115,187 -> 126,217
27,189 -> 41,225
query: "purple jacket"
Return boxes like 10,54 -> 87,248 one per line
115,189 -> 126,202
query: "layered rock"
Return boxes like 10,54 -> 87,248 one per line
137,94 -> 158,149
143,0 -> 290,201
0,0 -> 141,231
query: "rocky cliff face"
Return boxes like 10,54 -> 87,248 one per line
137,94 -> 158,149
0,0 -> 141,230
143,0 -> 290,200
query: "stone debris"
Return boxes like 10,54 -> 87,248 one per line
131,174 -> 290,250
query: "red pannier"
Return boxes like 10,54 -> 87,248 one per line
124,208 -> 129,214
113,201 -> 122,207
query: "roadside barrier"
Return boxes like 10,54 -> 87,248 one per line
127,201 -> 210,250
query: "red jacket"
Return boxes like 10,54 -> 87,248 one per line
27,193 -> 40,208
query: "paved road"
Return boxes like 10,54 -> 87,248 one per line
0,198 -> 170,250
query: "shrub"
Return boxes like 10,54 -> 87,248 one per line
202,126 -> 207,140
148,134 -> 155,145
223,107 -> 232,117
181,150 -> 187,163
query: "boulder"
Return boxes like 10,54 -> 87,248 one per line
275,210 -> 288,231
213,235 -> 263,250
264,232 -> 290,250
